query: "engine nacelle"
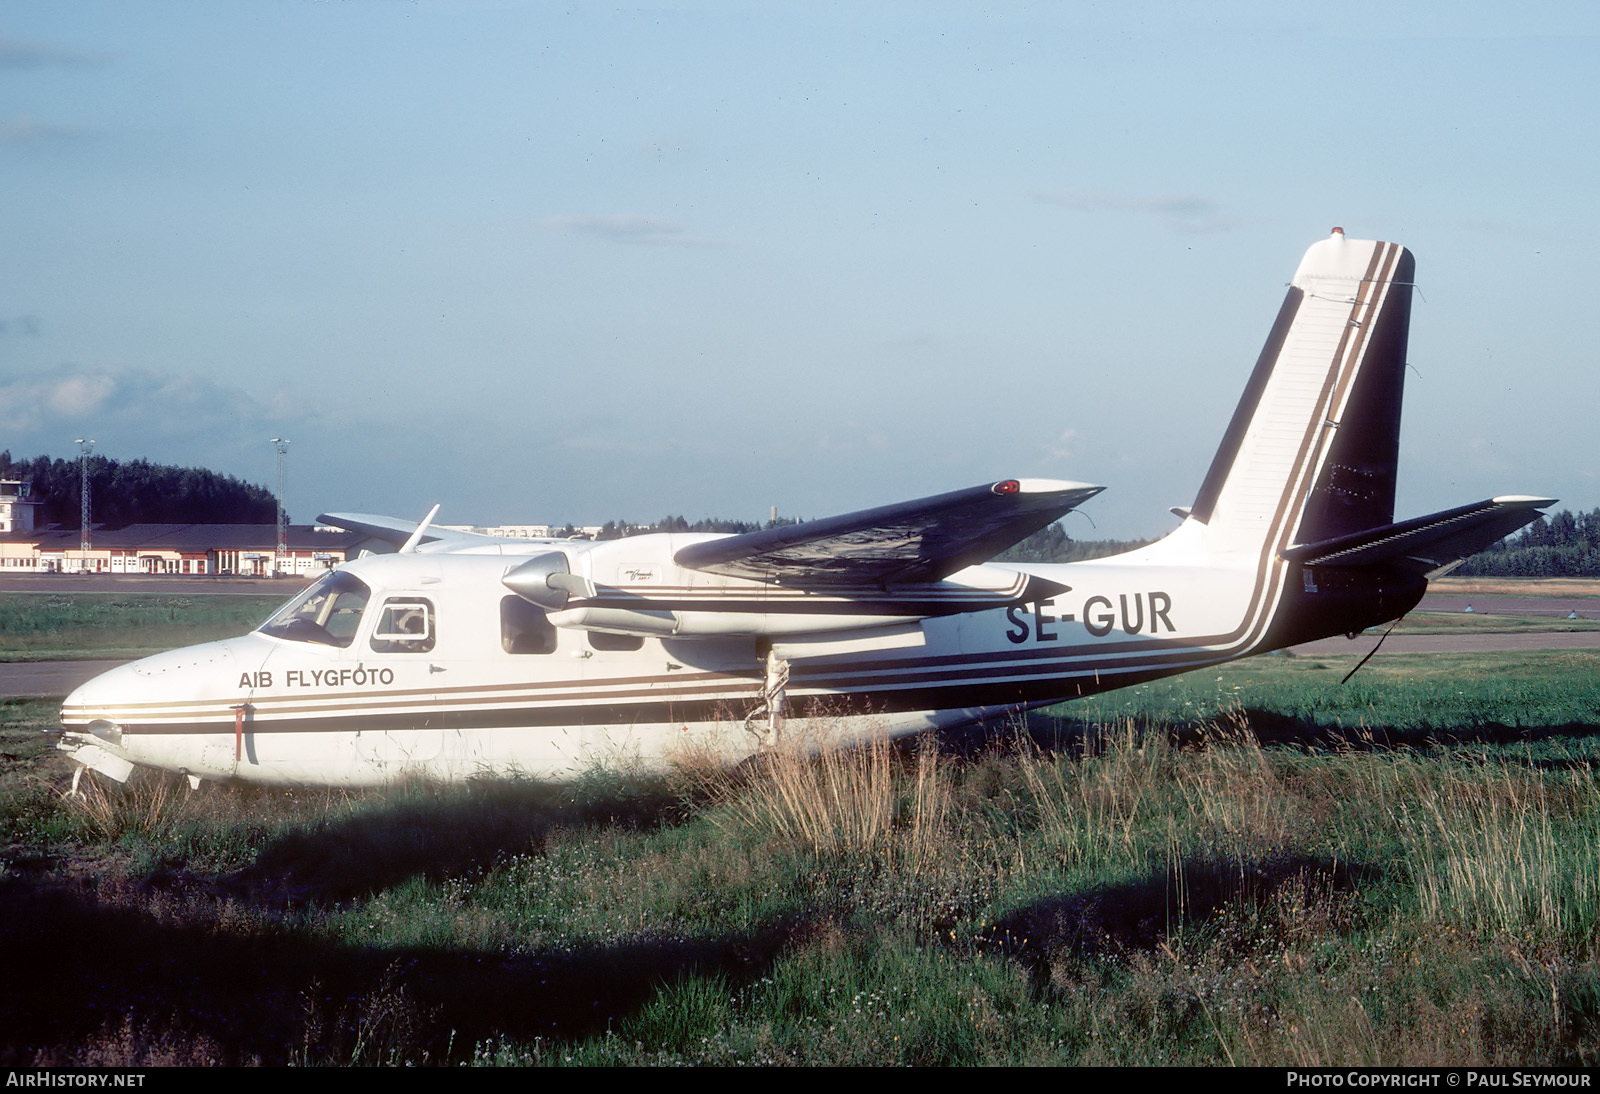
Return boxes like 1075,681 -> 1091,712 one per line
500,536 -> 1065,638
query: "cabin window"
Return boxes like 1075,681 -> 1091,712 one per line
259,571 -> 371,648
588,631 -> 644,652
501,596 -> 557,654
370,597 -> 436,653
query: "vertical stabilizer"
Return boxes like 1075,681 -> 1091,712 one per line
1187,230 -> 1414,555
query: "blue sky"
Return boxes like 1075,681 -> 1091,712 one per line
2,1 -> 1595,540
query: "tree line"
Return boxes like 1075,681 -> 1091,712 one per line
1454,508 -> 1600,577
0,451 -> 278,529
580,515 -> 800,540
994,522 -> 1155,563
7,446 -> 1584,576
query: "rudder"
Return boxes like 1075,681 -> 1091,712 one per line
1186,230 -> 1414,556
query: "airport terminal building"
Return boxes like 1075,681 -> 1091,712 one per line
0,479 -> 597,576
0,522 -> 369,576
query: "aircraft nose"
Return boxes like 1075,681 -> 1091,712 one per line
62,660 -> 142,722
60,640 -> 256,783
125,641 -> 240,682
61,641 -> 240,730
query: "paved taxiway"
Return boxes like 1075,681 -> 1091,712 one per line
1414,593 -> 1600,618
1,660 -> 131,701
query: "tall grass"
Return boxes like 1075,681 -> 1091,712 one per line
1399,759 -> 1600,941
62,768 -> 194,844
8,675 -> 1600,1064
704,735 -> 949,868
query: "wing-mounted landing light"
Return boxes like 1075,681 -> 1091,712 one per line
503,552 -> 595,610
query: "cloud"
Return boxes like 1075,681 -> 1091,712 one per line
0,364 -> 303,449
0,315 -> 41,336
1044,428 -> 1079,462
0,114 -> 89,146
538,213 -> 727,248
0,36 -> 111,70
43,371 -> 116,418
1031,189 -> 1239,234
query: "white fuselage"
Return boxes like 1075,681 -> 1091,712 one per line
58,532 -> 1283,786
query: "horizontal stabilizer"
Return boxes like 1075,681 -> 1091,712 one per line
673,479 -> 1102,586
1281,496 -> 1556,576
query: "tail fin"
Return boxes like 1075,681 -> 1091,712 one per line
1169,231 -> 1551,647
1187,229 -> 1413,556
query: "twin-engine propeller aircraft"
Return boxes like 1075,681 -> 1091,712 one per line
59,232 -> 1553,788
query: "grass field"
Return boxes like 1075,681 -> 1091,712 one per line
1067,649 -> 1600,738
3,591 -> 1600,1065
0,593 -> 282,661
1431,576 -> 1600,599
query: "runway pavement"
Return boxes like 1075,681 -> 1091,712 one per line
1413,592 -> 1600,619
0,660 -> 131,701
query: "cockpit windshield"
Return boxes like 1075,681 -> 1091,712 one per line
258,570 -> 372,647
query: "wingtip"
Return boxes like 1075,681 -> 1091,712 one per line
1294,233 -> 1408,284
1010,478 -> 1104,498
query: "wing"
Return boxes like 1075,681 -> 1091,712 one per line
317,512 -> 519,552
672,478 -> 1103,586
1281,495 -> 1556,577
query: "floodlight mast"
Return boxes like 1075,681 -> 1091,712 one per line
270,438 -> 290,575
76,439 -> 95,572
